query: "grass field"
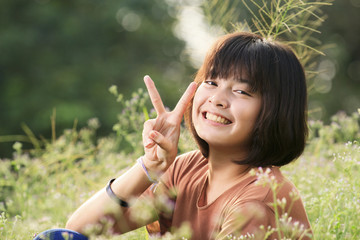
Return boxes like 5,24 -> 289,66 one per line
1,91 -> 359,239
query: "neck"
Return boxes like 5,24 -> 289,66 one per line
207,146 -> 250,184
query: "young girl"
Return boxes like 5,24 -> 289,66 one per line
65,32 -> 312,239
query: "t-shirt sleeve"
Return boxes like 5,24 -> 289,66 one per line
160,150 -> 201,189
215,200 -> 274,240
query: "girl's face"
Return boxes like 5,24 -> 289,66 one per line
192,77 -> 262,153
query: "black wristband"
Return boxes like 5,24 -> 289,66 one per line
106,178 -> 129,208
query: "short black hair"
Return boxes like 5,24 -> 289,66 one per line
184,32 -> 308,167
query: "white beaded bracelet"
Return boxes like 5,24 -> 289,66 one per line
137,156 -> 159,184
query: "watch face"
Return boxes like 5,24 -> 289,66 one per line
33,228 -> 88,240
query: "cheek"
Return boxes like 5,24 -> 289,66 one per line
191,102 -> 199,123
191,94 -> 204,127
234,102 -> 261,124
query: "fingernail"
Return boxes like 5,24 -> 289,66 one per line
145,139 -> 154,148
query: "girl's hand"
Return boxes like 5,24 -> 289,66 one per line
142,75 -> 197,174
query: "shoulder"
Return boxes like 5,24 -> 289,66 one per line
219,168 -> 311,239
225,167 -> 302,215
242,167 -> 311,233
238,167 -> 294,201
261,167 -> 305,212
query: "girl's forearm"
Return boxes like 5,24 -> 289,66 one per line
65,161 -> 153,234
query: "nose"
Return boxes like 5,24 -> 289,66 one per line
209,92 -> 229,108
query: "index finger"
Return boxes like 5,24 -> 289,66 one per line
173,81 -> 197,118
144,75 -> 166,115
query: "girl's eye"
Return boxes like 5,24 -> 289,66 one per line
204,80 -> 217,86
235,90 -> 252,97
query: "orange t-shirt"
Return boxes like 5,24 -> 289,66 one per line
146,150 -> 312,239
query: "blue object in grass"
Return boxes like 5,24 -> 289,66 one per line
33,228 -> 88,240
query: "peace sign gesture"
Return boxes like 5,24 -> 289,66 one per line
142,75 -> 197,174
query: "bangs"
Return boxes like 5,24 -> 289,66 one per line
202,34 -> 271,94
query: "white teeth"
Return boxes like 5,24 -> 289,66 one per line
206,112 -> 231,124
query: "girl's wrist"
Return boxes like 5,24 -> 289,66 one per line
137,156 -> 159,184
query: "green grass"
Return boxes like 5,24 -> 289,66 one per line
3,0 -> 356,238
1,89 -> 359,239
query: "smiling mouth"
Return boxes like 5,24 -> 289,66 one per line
204,112 -> 232,124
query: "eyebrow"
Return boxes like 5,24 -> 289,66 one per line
217,76 -> 252,85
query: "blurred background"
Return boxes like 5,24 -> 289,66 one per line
0,0 -> 359,158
